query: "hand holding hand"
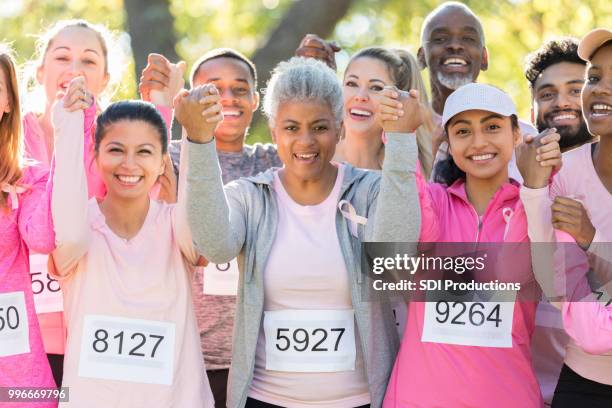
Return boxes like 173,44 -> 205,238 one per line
59,76 -> 93,112
295,34 -> 341,71
174,84 -> 223,143
376,86 -> 423,134
139,54 -> 186,106
516,128 -> 561,189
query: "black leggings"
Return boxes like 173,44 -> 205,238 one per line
552,364 -> 612,408
46,354 -> 63,388
246,398 -> 369,408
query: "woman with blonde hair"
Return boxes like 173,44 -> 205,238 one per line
297,37 -> 435,177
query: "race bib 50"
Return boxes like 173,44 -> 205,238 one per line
0,291 -> 30,357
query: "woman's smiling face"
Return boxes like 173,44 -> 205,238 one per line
447,109 -> 520,181
272,99 -> 340,183
582,43 -> 612,138
343,56 -> 394,137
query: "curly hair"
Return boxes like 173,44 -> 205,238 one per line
524,37 -> 584,88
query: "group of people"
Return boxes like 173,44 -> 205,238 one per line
0,1 -> 610,407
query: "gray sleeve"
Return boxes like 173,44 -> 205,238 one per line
169,141 -> 181,180
186,139 -> 247,263
368,133 -> 421,243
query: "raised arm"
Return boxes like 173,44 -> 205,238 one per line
179,84 -> 247,263
368,87 -> 422,243
295,34 -> 340,71
138,53 -> 187,203
50,77 -> 92,277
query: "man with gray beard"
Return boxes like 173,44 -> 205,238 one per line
422,2 -> 538,182
417,1 -> 488,118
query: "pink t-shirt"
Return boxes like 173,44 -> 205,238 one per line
49,105 -> 213,407
23,104 -> 173,356
248,165 -> 371,408
0,164 -> 56,406
54,200 -> 213,407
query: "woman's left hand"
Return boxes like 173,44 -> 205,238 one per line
551,197 -> 596,250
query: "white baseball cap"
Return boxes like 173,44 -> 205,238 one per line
578,28 -> 612,61
442,83 -> 517,128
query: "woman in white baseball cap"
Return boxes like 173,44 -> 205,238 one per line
378,82 -> 563,407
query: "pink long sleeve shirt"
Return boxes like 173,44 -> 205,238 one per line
520,142 -> 612,385
383,172 -> 543,408
0,164 -> 57,407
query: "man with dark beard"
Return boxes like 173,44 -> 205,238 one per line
525,37 -> 595,151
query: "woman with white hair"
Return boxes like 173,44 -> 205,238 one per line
184,57 -> 422,408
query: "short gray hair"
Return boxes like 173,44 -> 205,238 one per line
263,57 -> 343,127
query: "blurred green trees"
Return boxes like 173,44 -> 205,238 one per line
1,0 -> 610,142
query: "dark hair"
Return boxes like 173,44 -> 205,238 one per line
434,114 -> 519,185
524,37 -> 584,88
190,48 -> 257,89
95,101 -> 168,154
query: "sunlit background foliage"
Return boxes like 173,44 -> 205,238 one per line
1,0 -> 610,142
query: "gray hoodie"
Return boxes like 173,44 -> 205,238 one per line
186,133 -> 421,408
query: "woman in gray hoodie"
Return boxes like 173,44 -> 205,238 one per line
182,57 -> 422,408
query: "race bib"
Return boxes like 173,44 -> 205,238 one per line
422,300 -> 515,348
0,291 -> 30,357
264,309 -> 356,373
202,259 -> 239,296
30,253 -> 63,314
79,315 -> 175,385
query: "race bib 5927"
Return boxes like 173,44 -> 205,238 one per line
263,309 -> 356,373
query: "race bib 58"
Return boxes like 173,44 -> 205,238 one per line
30,253 -> 63,314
